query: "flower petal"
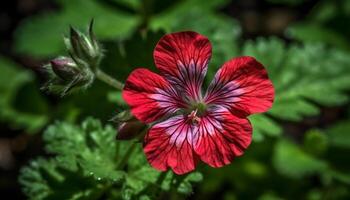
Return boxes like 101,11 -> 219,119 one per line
204,56 -> 274,117
123,68 -> 185,123
144,116 -> 199,175
144,105 -> 252,173
194,105 -> 252,167
154,31 -> 212,101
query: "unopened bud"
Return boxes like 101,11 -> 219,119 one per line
50,57 -> 79,81
68,20 -> 101,67
113,111 -> 146,140
116,119 -> 146,140
43,56 -> 94,96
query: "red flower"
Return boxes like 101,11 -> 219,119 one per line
122,31 -> 274,174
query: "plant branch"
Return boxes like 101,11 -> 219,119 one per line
95,68 -> 124,90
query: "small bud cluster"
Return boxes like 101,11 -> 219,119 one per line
43,20 -> 102,96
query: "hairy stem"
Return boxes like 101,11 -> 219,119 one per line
95,68 -> 124,90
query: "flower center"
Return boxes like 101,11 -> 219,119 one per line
186,102 -> 207,125
187,109 -> 201,124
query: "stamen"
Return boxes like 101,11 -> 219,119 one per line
187,109 -> 201,124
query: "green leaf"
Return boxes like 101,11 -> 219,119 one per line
150,0 -> 229,31
43,117 -> 124,181
19,158 -> 100,200
0,56 -> 48,133
249,114 -> 282,142
327,169 -> 350,185
286,0 -> 350,50
15,0 -> 139,58
273,139 -> 328,178
244,38 -> 350,113
124,146 -> 161,195
177,172 -> 203,195
303,129 -> 328,156
20,118 -> 139,200
242,38 -> 350,139
287,23 -> 350,50
326,121 -> 350,149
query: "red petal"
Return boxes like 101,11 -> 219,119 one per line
154,31 -> 212,101
144,106 -> 252,173
204,56 -> 274,117
123,68 -> 185,123
194,106 -> 252,167
144,116 -> 198,175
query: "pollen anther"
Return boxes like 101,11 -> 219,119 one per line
187,109 -> 201,124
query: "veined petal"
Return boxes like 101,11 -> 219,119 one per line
194,105 -> 252,167
144,105 -> 252,174
122,68 -> 185,123
204,56 -> 274,117
154,31 -> 212,101
144,116 -> 199,175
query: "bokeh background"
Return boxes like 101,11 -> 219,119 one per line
1,0 -> 350,199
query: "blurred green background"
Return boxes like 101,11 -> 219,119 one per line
1,0 -> 350,199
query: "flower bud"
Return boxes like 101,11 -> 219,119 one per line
43,56 -> 94,96
68,20 -> 101,67
116,119 -> 146,140
114,111 -> 146,140
50,57 -> 79,81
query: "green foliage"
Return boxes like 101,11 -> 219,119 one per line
177,172 -> 203,194
242,38 -> 350,139
303,130 -> 328,156
249,114 -> 282,142
19,158 -> 101,200
19,118 -> 202,200
326,121 -> 350,149
287,23 -> 349,50
19,118 -> 123,200
15,0 -> 231,58
43,118 -> 124,181
150,0 -> 230,31
0,56 -> 48,132
15,0 -> 139,57
198,126 -> 350,199
273,139 -> 328,178
287,0 -> 350,50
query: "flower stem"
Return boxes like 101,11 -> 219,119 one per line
95,68 -> 124,90
117,141 -> 138,169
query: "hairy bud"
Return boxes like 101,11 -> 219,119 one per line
67,20 -> 102,69
42,20 -> 102,96
50,57 -> 79,81
113,111 -> 146,140
43,56 -> 94,96
117,120 -> 146,140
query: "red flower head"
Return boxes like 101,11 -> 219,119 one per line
122,31 -> 274,174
